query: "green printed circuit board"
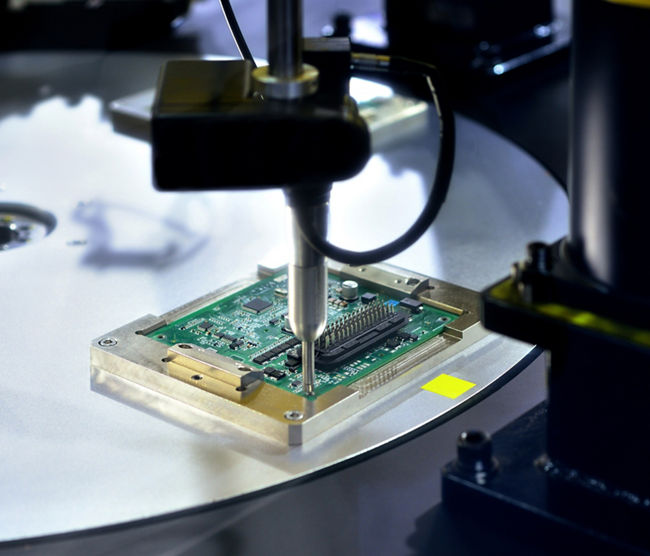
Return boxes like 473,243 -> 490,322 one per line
148,273 -> 458,398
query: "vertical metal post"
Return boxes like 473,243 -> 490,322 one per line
284,184 -> 331,397
286,199 -> 328,396
268,0 -> 303,79
254,0 -> 318,99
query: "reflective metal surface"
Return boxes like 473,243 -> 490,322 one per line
0,202 -> 56,251
287,201 -> 329,392
267,0 -> 303,79
0,52 -> 567,541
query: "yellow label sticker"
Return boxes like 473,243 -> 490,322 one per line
422,373 -> 476,399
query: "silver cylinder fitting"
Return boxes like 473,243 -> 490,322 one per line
287,202 -> 328,343
252,0 -> 318,99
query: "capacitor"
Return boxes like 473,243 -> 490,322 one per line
340,280 -> 359,301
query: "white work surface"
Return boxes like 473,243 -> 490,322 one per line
0,52 -> 567,541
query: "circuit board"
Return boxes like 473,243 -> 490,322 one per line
147,272 -> 458,398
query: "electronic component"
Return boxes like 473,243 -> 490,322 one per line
361,292 -> 377,304
340,280 -> 359,301
386,336 -> 401,349
253,337 -> 301,365
274,288 -> 288,298
242,297 -> 273,314
92,264 -> 484,444
315,302 -> 409,370
399,297 -> 423,313
329,297 -> 348,308
285,350 -> 300,367
264,368 -> 287,380
198,321 -> 213,330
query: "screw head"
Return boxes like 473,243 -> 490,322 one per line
458,430 -> 492,462
284,410 -> 304,421
526,241 -> 550,272
98,337 -> 117,347
455,430 -> 498,484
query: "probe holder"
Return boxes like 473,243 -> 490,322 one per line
151,50 -> 371,190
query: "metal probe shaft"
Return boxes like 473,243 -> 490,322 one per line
285,196 -> 329,397
301,340 -> 316,396
269,0 -> 327,395
268,0 -> 302,79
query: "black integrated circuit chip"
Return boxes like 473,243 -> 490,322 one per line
252,337 -> 301,365
285,350 -> 300,368
264,367 -> 287,380
229,339 -> 244,349
361,292 -> 377,304
386,336 -> 401,349
399,297 -> 423,313
242,297 -> 273,314
198,320 -> 213,330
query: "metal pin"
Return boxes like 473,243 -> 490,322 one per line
302,340 -> 315,396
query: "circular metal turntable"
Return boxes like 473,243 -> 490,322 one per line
0,52 -> 567,543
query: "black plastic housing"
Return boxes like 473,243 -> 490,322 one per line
151,52 -> 370,190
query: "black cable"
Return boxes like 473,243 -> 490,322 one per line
295,55 -> 455,265
218,0 -> 257,66
213,0 -> 453,265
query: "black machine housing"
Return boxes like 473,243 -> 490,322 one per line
442,0 -> 650,552
385,0 -> 556,79
151,40 -> 371,190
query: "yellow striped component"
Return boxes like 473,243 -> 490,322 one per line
605,0 -> 650,8
422,373 -> 476,399
488,279 -> 650,348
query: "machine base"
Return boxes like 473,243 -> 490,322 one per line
442,403 -> 650,555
